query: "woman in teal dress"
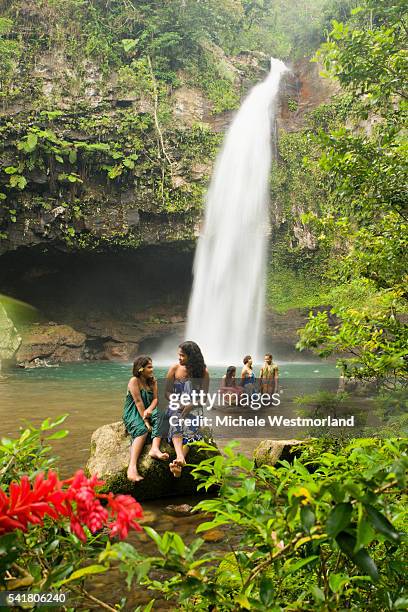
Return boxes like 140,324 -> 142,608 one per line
123,355 -> 168,482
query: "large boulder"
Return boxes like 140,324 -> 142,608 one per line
253,439 -> 305,467
0,303 -> 21,369
86,421 -> 218,501
16,323 -> 86,365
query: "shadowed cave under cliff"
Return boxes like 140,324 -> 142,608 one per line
0,243 -> 315,363
0,243 -> 194,357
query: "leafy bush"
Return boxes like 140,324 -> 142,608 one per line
2,420 -> 407,610
295,0 -> 408,383
102,439 -> 408,611
0,418 -> 144,610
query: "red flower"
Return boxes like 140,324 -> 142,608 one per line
64,470 -> 109,537
0,470 -> 143,541
0,472 -> 62,534
107,494 -> 143,539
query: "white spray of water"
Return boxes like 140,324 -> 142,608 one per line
185,58 -> 288,365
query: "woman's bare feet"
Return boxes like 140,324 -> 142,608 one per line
127,466 -> 144,482
169,460 -> 182,478
169,457 -> 186,478
149,449 -> 170,461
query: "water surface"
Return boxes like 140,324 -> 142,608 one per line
0,360 -> 339,474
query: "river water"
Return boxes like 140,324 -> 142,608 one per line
0,360 -> 339,474
0,360 -> 339,610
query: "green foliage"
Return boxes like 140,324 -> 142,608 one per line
0,415 -> 68,487
2,419 -> 408,610
297,286 -> 408,382
100,439 -> 408,610
266,266 -> 329,313
0,0 -> 365,254
0,106 -> 218,248
0,17 -> 22,99
296,0 -> 408,383
203,76 -> 240,114
0,419 -> 125,609
234,0 -> 362,59
267,94 -> 355,313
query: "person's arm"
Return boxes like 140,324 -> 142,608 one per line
128,378 -> 146,418
241,366 -> 246,384
145,380 -> 158,417
164,365 -> 177,400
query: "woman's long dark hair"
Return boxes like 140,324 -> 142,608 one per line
225,366 -> 236,387
179,341 -> 206,381
132,355 -> 155,389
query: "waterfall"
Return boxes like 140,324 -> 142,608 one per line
186,58 -> 288,364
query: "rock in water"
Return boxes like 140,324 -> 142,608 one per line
164,504 -> 196,517
86,421 -> 218,501
202,529 -> 224,543
16,323 -> 86,365
0,304 -> 21,369
253,439 -> 305,467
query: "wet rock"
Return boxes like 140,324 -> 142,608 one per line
135,532 -> 150,543
0,304 -> 21,369
278,58 -> 340,133
253,439 -> 305,467
99,340 -> 139,361
172,86 -> 208,127
190,161 -> 211,181
202,529 -> 224,543
164,504 -> 196,517
86,421 -> 219,501
338,376 -> 379,395
171,175 -> 189,189
138,510 -> 157,525
18,357 -> 59,369
16,323 -> 86,365
264,309 -> 316,357
124,208 -> 140,226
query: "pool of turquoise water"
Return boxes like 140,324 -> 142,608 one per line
0,360 -> 339,474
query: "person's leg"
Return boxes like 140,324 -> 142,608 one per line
169,435 -> 189,477
127,433 -> 148,482
172,435 -> 188,464
149,437 -> 169,460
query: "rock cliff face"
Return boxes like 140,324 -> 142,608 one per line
0,303 -> 21,368
15,323 -> 86,366
0,43 -> 336,363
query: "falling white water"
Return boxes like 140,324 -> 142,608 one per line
186,58 -> 288,365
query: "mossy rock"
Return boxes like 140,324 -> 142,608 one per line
86,421 -> 218,501
0,303 -> 21,367
253,439 -> 305,467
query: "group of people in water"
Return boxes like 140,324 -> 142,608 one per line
220,353 -> 279,405
123,341 -> 278,483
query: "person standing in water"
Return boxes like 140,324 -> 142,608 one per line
259,353 -> 279,395
165,341 -> 209,478
123,355 -> 169,482
220,366 -> 244,406
241,355 -> 256,395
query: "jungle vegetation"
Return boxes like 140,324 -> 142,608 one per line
0,0 -> 407,381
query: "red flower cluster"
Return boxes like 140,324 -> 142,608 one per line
0,470 -> 142,542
